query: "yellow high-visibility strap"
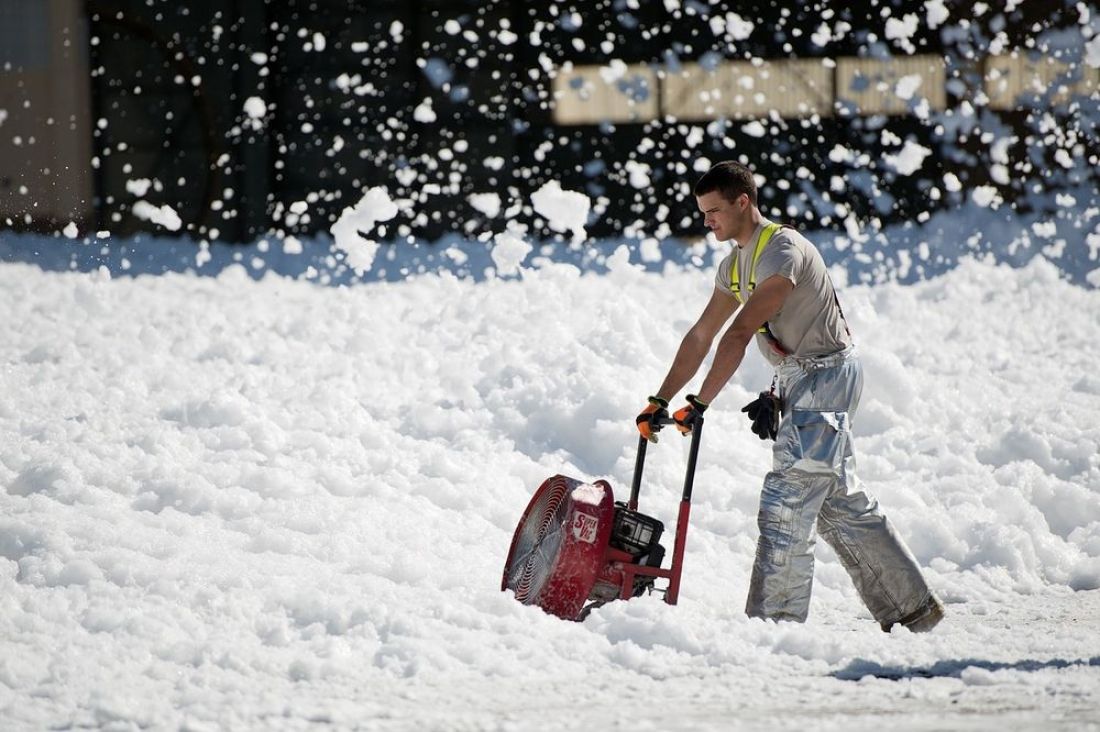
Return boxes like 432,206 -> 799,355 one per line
730,222 -> 782,304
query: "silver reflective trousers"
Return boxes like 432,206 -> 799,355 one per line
745,346 -> 935,625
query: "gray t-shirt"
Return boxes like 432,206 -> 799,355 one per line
714,220 -> 851,365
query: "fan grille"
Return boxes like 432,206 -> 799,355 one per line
505,476 -> 572,603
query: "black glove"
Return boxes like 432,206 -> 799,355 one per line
636,396 -> 669,443
672,394 -> 708,434
741,391 -> 781,440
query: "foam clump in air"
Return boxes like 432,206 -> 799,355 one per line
491,224 -> 531,276
1086,34 -> 1100,68
885,140 -> 933,175
330,187 -> 400,275
469,192 -> 502,219
531,181 -> 591,244
132,201 -> 182,231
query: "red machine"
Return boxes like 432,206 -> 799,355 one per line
501,415 -> 702,620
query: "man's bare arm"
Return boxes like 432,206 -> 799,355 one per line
654,287 -> 739,402
696,274 -> 794,405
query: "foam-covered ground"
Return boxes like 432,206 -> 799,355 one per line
1,252 -> 1098,730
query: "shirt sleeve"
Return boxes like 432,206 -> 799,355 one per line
754,231 -> 803,287
714,252 -> 736,297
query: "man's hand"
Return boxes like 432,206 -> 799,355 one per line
741,392 -> 781,440
636,396 -> 669,443
672,394 -> 708,434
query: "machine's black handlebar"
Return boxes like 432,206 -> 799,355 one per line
630,415 -> 703,507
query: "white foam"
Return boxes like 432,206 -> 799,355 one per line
1,249 -> 1099,728
885,140 -> 932,175
243,96 -> 266,119
469,192 -> 502,219
131,201 -> 182,231
531,180 -> 591,243
329,186 -> 400,274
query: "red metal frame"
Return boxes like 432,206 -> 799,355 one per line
590,497 -> 691,605
596,415 -> 702,607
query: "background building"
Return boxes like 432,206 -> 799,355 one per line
1,0 -> 1097,245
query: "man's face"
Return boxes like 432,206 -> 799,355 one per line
696,190 -> 748,242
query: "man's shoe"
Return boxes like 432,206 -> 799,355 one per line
881,596 -> 945,633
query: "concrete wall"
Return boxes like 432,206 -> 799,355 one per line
0,0 -> 93,227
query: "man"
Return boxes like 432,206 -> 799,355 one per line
636,161 -> 943,632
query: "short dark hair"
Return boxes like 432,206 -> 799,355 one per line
693,161 -> 757,205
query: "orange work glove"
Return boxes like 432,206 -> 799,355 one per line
635,396 -> 669,443
672,394 -> 708,434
